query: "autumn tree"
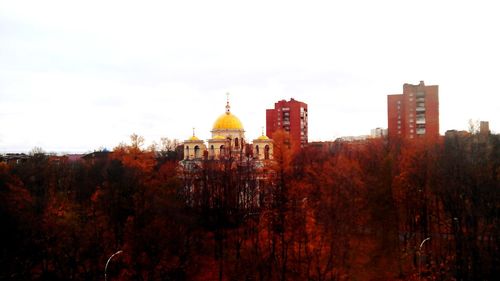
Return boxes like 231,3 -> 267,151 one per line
435,132 -> 500,280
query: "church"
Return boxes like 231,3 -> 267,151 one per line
183,96 -> 273,162
180,96 -> 274,217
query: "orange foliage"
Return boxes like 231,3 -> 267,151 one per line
112,134 -> 156,175
1,133 -> 498,280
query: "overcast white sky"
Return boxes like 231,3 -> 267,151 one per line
1,0 -> 499,153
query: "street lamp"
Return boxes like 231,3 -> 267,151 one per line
418,237 -> 430,281
105,250 -> 123,281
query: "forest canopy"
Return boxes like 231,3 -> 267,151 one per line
0,132 -> 498,280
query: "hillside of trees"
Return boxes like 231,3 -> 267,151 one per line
0,132 -> 498,280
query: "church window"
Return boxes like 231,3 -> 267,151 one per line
264,145 -> 270,160
194,145 -> 200,159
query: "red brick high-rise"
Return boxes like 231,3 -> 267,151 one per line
388,81 -> 439,140
266,98 -> 308,147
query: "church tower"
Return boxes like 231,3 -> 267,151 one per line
207,94 -> 246,159
183,128 -> 206,160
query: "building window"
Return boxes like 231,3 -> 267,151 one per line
264,145 -> 270,160
194,145 -> 200,159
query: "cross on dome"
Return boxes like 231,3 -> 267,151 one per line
225,92 -> 231,114
212,93 -> 244,131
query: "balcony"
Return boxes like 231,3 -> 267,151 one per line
416,118 -> 426,124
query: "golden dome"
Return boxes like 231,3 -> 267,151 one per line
188,135 -> 200,141
257,135 -> 270,140
213,112 -> 244,130
212,135 -> 226,140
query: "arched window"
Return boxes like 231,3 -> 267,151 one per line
220,145 -> 225,157
185,146 -> 190,159
194,145 -> 200,159
234,137 -> 239,148
210,145 -> 215,158
255,145 -> 260,157
245,143 -> 252,157
264,145 -> 270,160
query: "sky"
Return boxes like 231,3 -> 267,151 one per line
1,0 -> 499,153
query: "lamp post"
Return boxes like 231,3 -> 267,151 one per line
418,237 -> 430,281
105,250 -> 123,281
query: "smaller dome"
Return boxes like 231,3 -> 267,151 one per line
188,135 -> 200,141
212,135 -> 226,140
257,135 -> 270,140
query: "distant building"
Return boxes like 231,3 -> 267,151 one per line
370,127 -> 388,138
266,98 -> 308,147
82,151 -> 111,164
63,154 -> 84,162
387,81 -> 439,140
0,153 -> 29,164
308,141 -> 338,153
337,135 -> 370,142
480,121 -> 490,136
333,128 -> 386,143
445,130 -> 470,138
